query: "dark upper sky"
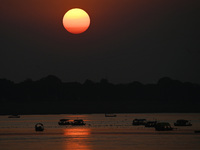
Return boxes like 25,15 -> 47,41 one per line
0,0 -> 200,84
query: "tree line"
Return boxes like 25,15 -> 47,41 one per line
0,75 -> 200,114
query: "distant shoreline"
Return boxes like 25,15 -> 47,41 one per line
1,76 -> 200,115
1,111 -> 200,116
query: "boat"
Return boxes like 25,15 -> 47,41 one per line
105,113 -> 117,117
58,119 -> 71,125
194,130 -> 200,133
71,119 -> 86,125
145,121 -> 157,127
132,119 -> 147,125
155,122 -> 173,131
35,123 -> 44,131
8,115 -> 20,118
174,119 -> 192,126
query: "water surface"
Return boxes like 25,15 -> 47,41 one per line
0,113 -> 200,150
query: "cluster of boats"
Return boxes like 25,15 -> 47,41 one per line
58,119 -> 86,126
132,119 -> 193,131
35,119 -> 86,131
8,115 -> 197,133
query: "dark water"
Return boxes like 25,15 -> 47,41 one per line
0,113 -> 200,150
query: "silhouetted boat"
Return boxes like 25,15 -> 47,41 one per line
105,114 -> 117,117
58,119 -> 71,125
71,119 -> 86,125
132,119 -> 147,125
155,122 -> 173,131
8,115 -> 20,118
145,121 -> 157,127
174,119 -> 192,126
35,123 -> 44,131
194,130 -> 200,133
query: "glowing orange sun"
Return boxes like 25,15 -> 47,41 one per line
63,8 -> 90,34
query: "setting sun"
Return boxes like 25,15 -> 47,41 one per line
63,8 -> 90,34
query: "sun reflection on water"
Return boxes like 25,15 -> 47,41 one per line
63,128 -> 92,150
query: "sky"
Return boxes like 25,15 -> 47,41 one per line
0,0 -> 200,84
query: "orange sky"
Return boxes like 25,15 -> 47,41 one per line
0,0 -> 191,39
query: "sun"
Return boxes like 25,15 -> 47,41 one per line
63,8 -> 90,34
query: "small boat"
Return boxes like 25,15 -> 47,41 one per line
71,119 -> 86,125
132,119 -> 147,125
174,119 -> 192,126
145,121 -> 157,127
35,123 -> 44,131
105,114 -> 117,117
58,119 -> 71,125
194,130 -> 200,133
8,115 -> 20,118
155,122 -> 173,131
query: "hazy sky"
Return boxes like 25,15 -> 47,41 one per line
0,0 -> 200,83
